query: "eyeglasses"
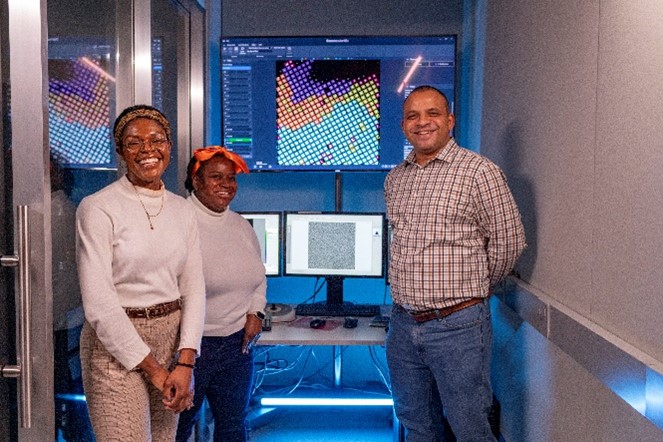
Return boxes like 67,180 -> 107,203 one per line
122,138 -> 170,152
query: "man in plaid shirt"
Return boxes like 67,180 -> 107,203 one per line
385,86 -> 526,441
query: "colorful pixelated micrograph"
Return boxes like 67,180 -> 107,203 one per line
276,60 -> 380,167
48,57 -> 112,166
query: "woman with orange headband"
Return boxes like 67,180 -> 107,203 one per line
176,146 -> 266,442
76,105 -> 205,440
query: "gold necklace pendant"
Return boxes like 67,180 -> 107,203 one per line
131,184 -> 164,230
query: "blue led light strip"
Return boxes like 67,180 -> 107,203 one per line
260,397 -> 393,407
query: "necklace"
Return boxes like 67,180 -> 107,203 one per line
131,183 -> 164,230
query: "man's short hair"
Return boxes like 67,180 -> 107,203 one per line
404,85 -> 450,113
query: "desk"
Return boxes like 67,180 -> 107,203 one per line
258,315 -> 388,346
258,307 -> 389,386
255,306 -> 403,442
193,307 -> 400,441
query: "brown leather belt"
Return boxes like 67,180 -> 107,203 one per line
125,299 -> 182,319
399,298 -> 484,323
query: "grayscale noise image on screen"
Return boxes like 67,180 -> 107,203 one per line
285,212 -> 384,278
276,59 -> 380,167
308,222 -> 356,270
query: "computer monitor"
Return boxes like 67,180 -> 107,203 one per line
48,37 -> 166,169
239,212 -> 281,276
48,37 -> 115,168
284,212 -> 386,304
220,35 -> 457,171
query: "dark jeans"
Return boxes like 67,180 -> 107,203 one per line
176,330 -> 255,442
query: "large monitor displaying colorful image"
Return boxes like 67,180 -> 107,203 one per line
276,59 -> 380,168
48,38 -> 164,169
221,35 -> 457,171
48,39 -> 115,168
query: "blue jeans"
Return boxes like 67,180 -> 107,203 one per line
176,330 -> 255,442
386,300 -> 496,442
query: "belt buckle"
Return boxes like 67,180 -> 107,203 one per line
400,305 -> 429,321
145,307 -> 151,320
410,307 -> 429,317
415,310 -> 435,322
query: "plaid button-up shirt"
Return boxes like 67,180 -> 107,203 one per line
385,139 -> 526,310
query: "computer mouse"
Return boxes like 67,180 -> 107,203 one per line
309,319 -> 326,329
343,317 -> 358,329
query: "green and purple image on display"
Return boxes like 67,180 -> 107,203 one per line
275,60 -> 380,167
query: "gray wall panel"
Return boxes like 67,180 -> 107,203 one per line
221,0 -> 462,37
592,0 -> 663,363
481,1 -> 599,320
492,296 -> 663,441
482,0 -> 663,436
482,0 -> 663,361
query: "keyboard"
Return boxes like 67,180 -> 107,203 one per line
295,303 -> 382,317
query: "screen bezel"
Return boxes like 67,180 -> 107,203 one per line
283,211 -> 386,279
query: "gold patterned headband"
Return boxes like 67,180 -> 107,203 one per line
113,106 -> 172,148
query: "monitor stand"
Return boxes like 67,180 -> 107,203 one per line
325,276 -> 346,305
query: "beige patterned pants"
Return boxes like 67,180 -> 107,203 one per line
80,310 -> 181,442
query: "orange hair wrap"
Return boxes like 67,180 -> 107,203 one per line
190,146 -> 249,178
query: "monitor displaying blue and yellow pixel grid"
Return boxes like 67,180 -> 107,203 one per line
221,35 -> 457,171
48,37 -> 165,169
48,39 -> 115,168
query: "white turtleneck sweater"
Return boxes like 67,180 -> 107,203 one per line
76,176 -> 206,370
188,193 -> 266,336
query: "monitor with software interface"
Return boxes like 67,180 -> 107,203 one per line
239,212 -> 281,276
284,212 -> 385,304
221,35 -> 457,171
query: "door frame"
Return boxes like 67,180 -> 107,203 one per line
4,0 -> 205,439
7,0 -> 53,438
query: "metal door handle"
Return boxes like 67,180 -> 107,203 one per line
1,205 -> 32,428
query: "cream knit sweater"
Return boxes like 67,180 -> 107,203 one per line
188,193 -> 266,337
76,176 -> 205,370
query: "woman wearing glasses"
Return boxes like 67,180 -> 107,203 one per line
76,105 -> 206,440
176,146 -> 266,442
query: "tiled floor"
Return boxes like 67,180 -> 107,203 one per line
56,401 -> 503,441
248,406 -> 396,442
245,405 -> 506,442
55,400 -> 396,442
